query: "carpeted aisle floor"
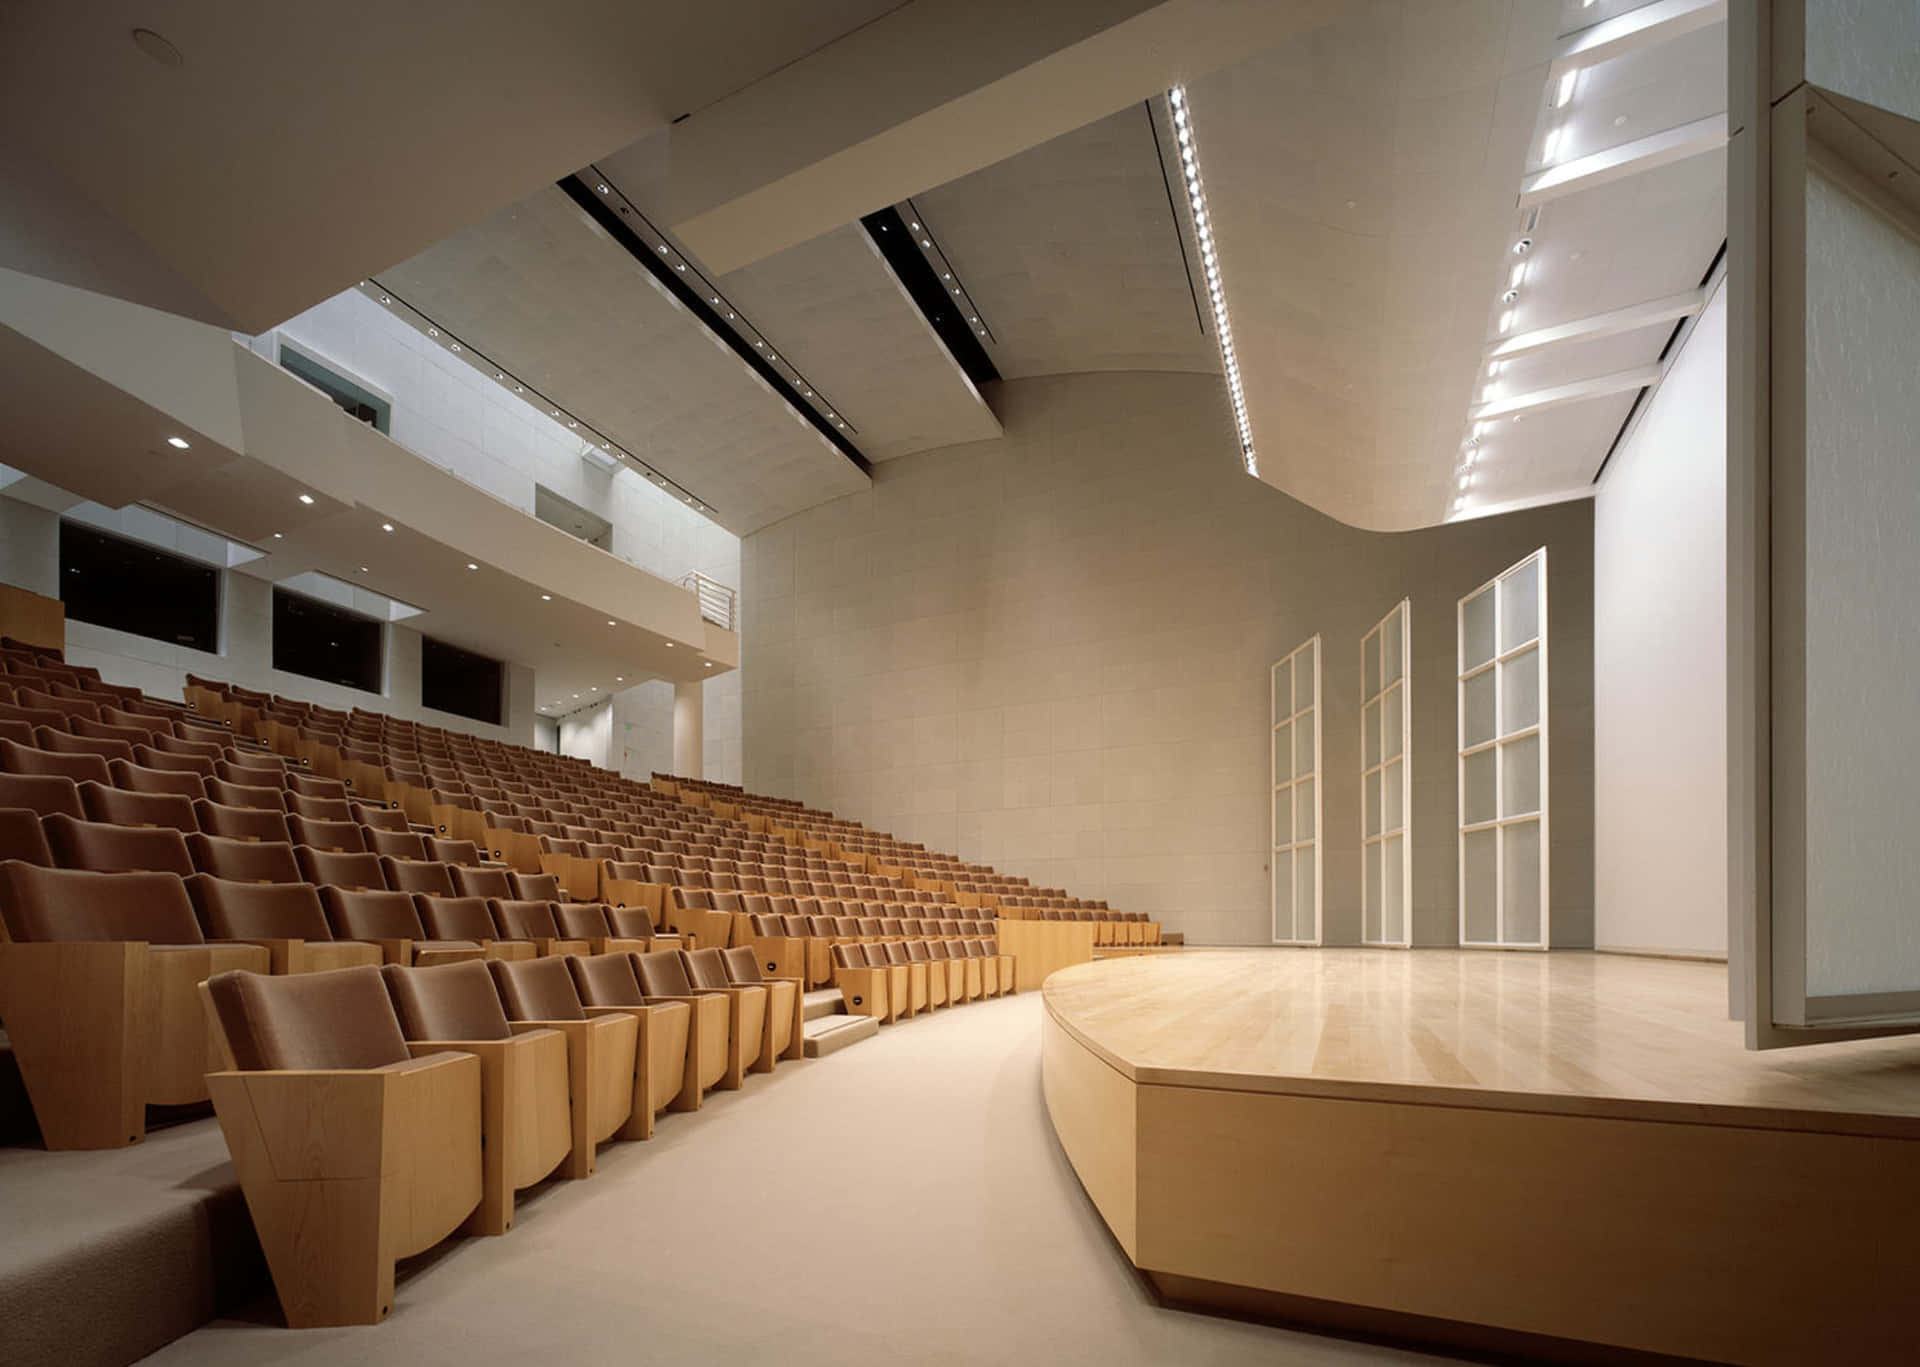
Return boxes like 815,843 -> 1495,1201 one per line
141,993 -> 1450,1366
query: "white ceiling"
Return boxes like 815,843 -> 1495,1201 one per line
910,104 -> 1219,379
0,1 -> 904,334
378,187 -> 872,535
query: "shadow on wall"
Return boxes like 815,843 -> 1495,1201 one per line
739,371 -> 1593,949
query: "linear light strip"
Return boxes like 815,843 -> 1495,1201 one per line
1169,86 -> 1255,477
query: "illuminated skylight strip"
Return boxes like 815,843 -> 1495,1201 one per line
1169,86 -> 1255,477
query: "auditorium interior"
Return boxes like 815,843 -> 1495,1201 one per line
2,3 -> 1918,1364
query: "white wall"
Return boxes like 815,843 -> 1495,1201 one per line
558,697 -> 613,767
264,289 -> 742,776
743,371 -> 1594,946
1,494 -> 536,742
1593,282 -> 1729,959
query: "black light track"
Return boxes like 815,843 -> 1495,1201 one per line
557,174 -> 873,478
860,207 -> 1000,387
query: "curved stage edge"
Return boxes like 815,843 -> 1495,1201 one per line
1040,950 -> 1920,1367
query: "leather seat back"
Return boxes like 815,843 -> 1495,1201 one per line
208,965 -> 410,1071
412,895 -> 498,942
43,811 -> 194,875
187,873 -> 332,940
189,834 -> 302,883
568,951 -> 646,1007
487,956 -> 587,1021
489,898 -> 561,940
383,960 -> 513,1041
633,947 -> 697,996
380,857 -> 454,896
322,886 -> 429,941
0,862 -> 205,943
449,864 -> 513,899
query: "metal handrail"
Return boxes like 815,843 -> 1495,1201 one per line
678,571 -> 737,631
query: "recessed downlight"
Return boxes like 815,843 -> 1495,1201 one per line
381,522 -> 394,532
297,493 -> 315,505
541,593 -> 552,601
165,435 -> 190,449
466,562 -> 478,570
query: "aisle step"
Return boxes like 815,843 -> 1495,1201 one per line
802,988 -> 845,1021
802,1014 -> 877,1057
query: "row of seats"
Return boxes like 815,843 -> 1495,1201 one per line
201,942 -> 801,1325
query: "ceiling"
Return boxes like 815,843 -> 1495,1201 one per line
0,0 -> 905,332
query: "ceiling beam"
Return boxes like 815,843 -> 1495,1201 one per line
1490,286 -> 1711,359
1551,0 -> 1727,79
663,0 -> 1340,274
1470,364 -> 1663,421
1518,113 -> 1727,207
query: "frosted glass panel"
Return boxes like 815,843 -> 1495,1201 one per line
1463,748 -> 1496,825
1272,791 -> 1292,847
1363,636 -> 1380,701
1383,759 -> 1403,833
1463,669 -> 1496,746
1463,828 -> 1498,942
1384,833 -> 1405,942
1462,589 -> 1496,668
1363,699 -> 1380,767
1294,716 -> 1315,774
1271,660 -> 1291,719
1383,606 -> 1403,684
1295,778 -> 1316,840
1503,820 -> 1543,944
1500,557 -> 1540,651
1294,844 -> 1316,933
1272,850 -> 1293,938
1384,684 -> 1403,759
1296,645 -> 1316,705
1501,735 -> 1541,817
1364,768 -> 1381,837
1501,648 -> 1540,732
1272,722 -> 1291,781
1364,844 -> 1382,942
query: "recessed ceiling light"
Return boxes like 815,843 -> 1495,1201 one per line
665,642 -> 674,649
428,328 -> 439,337
381,522 -> 394,532
380,296 -> 390,304
911,222 -> 920,231
597,183 -> 609,194
359,565 -> 369,572
1613,114 -> 1628,128
272,532 -> 283,539
1501,288 -> 1519,304
1513,238 -> 1532,255
466,562 -> 478,570
166,435 -> 190,449
704,662 -> 712,668
514,385 -> 524,393
297,493 -> 314,505
607,619 -> 616,626
615,676 -> 623,682
450,343 -> 461,353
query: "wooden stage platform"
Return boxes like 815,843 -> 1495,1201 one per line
1041,949 -> 1920,1366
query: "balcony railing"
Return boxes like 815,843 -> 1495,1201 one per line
679,571 -> 737,631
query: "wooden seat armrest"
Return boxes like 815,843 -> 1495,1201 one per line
369,937 -> 415,966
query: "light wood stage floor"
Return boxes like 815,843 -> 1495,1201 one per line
1041,949 -> 1920,1366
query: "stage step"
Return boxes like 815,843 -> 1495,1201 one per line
803,1013 -> 878,1057
802,987 -> 845,1021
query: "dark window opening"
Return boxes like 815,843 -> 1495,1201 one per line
279,346 -> 391,433
272,588 -> 383,693
59,520 -> 220,652
421,636 -> 503,727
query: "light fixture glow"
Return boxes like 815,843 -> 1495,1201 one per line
607,619 -> 616,626
1169,85 -> 1255,476
1542,125 -> 1564,164
1499,310 -> 1515,333
166,435 -> 190,449
272,532 -> 283,539
466,562 -> 478,570
297,493 -> 314,505
1554,69 -> 1577,108
381,522 -> 394,532
541,593 -> 551,601
665,642 -> 674,649
1509,261 -> 1527,289
1513,237 -> 1532,255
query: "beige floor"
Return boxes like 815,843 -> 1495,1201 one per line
143,992 -> 1452,1366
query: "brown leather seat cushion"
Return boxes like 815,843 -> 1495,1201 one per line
633,947 -> 697,997
78,780 -> 197,834
449,864 -> 512,899
506,871 -> 563,901
487,956 -> 587,1021
0,862 -> 204,943
192,799 -> 290,843
568,951 -> 647,1007
553,902 -> 610,938
382,960 -> 512,1041
604,906 -> 654,938
0,770 -> 84,819
296,847 -> 386,890
287,816 -> 364,851
413,894 -> 498,942
42,811 -> 194,876
188,834 -> 302,883
1,738 -> 112,785
207,965 -> 410,1071
681,947 -> 734,991
321,886 -> 431,940
186,873 -> 332,940
381,857 -> 454,896
489,898 -> 561,940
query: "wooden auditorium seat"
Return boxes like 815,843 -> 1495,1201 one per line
485,956 -> 638,1175
631,949 -> 743,1106
0,862 -> 269,1148
681,945 -> 781,1073
187,833 -> 303,883
830,942 -> 894,1023
320,886 -> 487,967
185,873 -> 384,974
571,951 -> 723,1114
203,964 -> 483,1323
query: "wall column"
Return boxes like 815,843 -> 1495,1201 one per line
673,680 -> 704,778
